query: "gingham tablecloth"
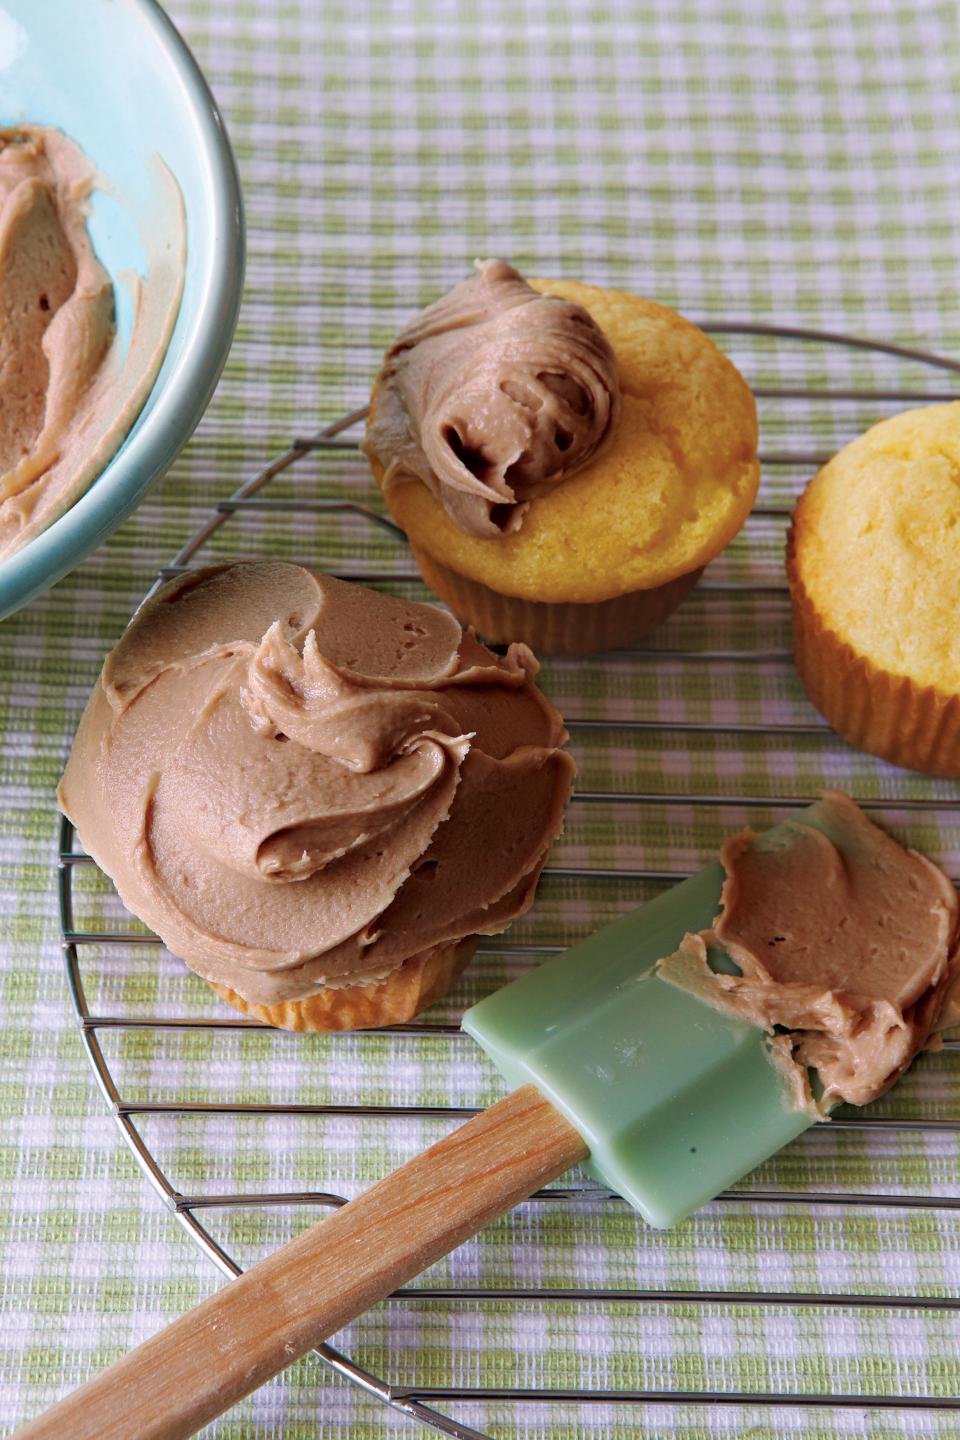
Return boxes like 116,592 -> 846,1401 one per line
3,2 -> 960,1436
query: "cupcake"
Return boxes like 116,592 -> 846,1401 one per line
362,259 -> 759,655
787,402 -> 960,776
58,562 -> 574,1030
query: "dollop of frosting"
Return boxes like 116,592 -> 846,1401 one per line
58,563 -> 574,1005
657,791 -> 960,1115
0,126 -> 183,559
362,258 -> 620,537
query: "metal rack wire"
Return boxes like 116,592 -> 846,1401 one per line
59,321 -> 960,1437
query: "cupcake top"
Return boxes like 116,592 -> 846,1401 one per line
58,563 -> 574,1005
362,258 -> 620,537
367,271 -> 759,604
790,402 -> 960,693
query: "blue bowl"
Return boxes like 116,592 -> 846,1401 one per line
0,0 -> 244,618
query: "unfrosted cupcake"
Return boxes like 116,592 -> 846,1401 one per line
363,259 -> 759,655
58,562 -> 574,1030
787,402 -> 960,776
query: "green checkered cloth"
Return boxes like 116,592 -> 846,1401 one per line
3,0 -> 960,1435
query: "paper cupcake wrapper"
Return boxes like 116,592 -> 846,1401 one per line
209,937 -> 479,1032
412,546 -> 703,656
787,527 -> 960,777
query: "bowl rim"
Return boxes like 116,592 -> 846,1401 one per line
0,0 -> 246,621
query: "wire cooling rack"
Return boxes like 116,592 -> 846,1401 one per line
59,322 -> 960,1439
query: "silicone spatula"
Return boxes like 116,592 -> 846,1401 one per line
19,808 -> 843,1440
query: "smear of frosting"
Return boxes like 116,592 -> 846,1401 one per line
0,125 -> 183,559
58,563 -> 575,1005
657,791 -> 960,1115
362,258 -> 620,537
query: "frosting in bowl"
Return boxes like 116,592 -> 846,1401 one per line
658,791 -> 960,1114
0,126 -> 183,559
58,563 -> 575,1005
363,258 -> 620,537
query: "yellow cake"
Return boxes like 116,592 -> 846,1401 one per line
787,402 -> 960,775
366,270 -> 760,655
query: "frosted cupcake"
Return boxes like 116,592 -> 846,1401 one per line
787,403 -> 960,776
363,259 -> 759,655
58,563 -> 574,1030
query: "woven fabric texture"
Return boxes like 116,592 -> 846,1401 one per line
2,1 -> 959,1436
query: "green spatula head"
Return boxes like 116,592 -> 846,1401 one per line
464,812 -> 828,1229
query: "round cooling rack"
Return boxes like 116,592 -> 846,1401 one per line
59,322 -> 960,1439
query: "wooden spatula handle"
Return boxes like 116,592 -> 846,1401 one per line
15,1084 -> 586,1440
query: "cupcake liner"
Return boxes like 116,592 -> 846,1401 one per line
412,545 -> 703,656
787,527 -> 960,777
209,936 -> 479,1032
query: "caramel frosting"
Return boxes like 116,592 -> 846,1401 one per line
362,258 -> 620,537
58,563 -> 574,1005
0,126 -> 183,559
658,791 -> 960,1115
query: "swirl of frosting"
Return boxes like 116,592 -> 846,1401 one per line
58,563 -> 574,1005
362,258 -> 620,536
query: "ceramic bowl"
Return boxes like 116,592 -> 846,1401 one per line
0,0 -> 244,617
